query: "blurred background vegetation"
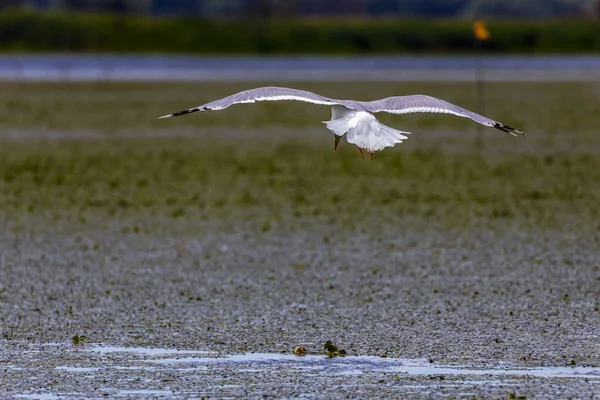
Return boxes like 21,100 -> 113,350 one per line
3,0 -> 600,18
0,0 -> 599,53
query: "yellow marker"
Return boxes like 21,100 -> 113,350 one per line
474,20 -> 490,41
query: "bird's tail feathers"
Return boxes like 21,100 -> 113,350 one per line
379,122 -> 411,140
324,115 -> 410,152
347,119 -> 410,152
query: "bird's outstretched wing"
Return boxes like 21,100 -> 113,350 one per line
159,86 -> 346,119
362,95 -> 524,136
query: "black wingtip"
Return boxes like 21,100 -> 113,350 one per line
158,106 -> 209,120
170,108 -> 200,118
493,122 -> 525,137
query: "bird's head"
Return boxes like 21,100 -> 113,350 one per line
333,134 -> 343,151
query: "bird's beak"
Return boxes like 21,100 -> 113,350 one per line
333,135 -> 342,151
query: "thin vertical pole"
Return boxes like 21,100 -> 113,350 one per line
474,38 -> 485,149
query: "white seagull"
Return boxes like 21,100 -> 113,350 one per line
159,86 -> 524,158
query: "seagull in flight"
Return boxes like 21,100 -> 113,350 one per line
159,86 -> 524,159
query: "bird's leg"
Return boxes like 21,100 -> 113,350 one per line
369,152 -> 375,160
356,146 -> 365,159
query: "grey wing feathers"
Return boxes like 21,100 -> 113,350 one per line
158,86 -> 340,119
363,95 -> 524,136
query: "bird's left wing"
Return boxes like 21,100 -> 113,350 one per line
362,95 -> 524,136
159,86 -> 345,119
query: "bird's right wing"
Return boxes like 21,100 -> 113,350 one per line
158,86 -> 349,119
362,94 -> 524,136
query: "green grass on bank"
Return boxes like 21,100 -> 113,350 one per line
1,11 -> 600,54
0,81 -> 597,133
1,81 -> 599,237
2,137 -> 599,231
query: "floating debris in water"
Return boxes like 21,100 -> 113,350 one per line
293,346 -> 308,356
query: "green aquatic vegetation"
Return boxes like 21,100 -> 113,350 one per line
324,340 -> 339,357
508,394 -> 527,400
1,136 -> 598,233
72,334 -> 86,345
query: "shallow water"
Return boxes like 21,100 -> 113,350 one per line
86,345 -> 212,356
9,343 -> 599,399
86,345 -> 600,379
1,55 -> 599,82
